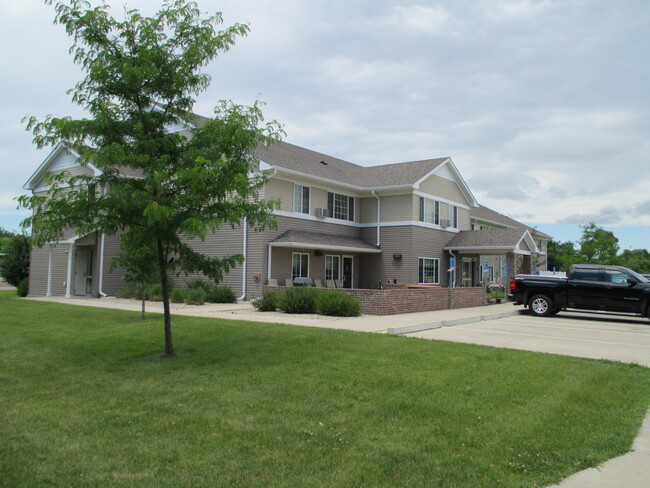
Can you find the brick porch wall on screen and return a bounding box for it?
[263,286,486,315]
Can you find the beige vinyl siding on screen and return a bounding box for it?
[412,227,456,286]
[379,194,412,222]
[359,226,412,287]
[28,246,49,296]
[360,197,377,223]
[264,178,294,212]
[418,174,469,205]
[28,243,75,296]
[100,234,127,296]
[34,165,95,189]
[458,207,470,230]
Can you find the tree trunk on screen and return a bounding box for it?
[157,239,174,356]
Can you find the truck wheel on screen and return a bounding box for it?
[529,295,553,317]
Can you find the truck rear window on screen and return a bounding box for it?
[572,269,600,281]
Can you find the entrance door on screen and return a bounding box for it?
[462,259,474,287]
[342,256,353,288]
[75,247,94,296]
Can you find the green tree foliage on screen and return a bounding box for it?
[18,1,282,355]
[578,223,619,264]
[618,249,650,273]
[547,223,650,273]
[0,227,15,254]
[547,238,579,271]
[0,234,30,287]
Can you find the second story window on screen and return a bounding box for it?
[449,205,458,228]
[327,192,354,221]
[293,184,310,214]
[419,197,439,225]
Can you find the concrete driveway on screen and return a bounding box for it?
[408,311,650,367]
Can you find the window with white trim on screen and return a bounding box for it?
[292,253,309,279]
[419,197,440,225]
[325,255,341,280]
[418,257,439,284]
[449,205,458,228]
[293,184,310,214]
[327,192,354,221]
[481,265,495,283]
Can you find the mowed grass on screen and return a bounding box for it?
[1,292,650,488]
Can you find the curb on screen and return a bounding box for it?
[387,309,522,335]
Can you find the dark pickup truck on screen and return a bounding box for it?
[510,264,650,318]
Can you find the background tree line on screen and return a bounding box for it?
[0,227,30,288]
[547,223,650,273]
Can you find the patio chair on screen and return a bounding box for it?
[284,279,293,287]
[335,279,343,288]
[325,280,336,288]
[267,279,278,287]
[313,279,323,287]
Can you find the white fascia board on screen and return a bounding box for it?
[413,190,471,210]
[517,230,539,253]
[443,245,517,252]
[470,216,518,230]
[269,241,382,254]
[414,158,478,208]
[24,144,101,191]
[273,211,461,233]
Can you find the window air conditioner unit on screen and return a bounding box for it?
[316,208,330,218]
[440,219,450,228]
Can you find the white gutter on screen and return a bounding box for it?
[237,217,248,301]
[65,243,73,298]
[371,190,381,247]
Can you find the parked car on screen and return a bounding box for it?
[510,264,650,318]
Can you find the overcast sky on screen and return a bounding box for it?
[1,0,648,250]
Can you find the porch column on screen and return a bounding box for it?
[65,243,74,298]
[267,244,272,281]
[46,244,53,296]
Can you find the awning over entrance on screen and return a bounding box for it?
[443,229,538,254]
[269,230,382,254]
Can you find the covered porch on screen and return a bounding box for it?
[266,230,382,288]
[444,228,543,289]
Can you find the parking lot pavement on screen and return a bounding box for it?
[408,311,650,367]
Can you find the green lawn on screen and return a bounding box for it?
[1,291,649,488]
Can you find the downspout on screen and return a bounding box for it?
[98,232,108,297]
[371,190,381,247]
[98,185,109,298]
[237,217,248,301]
[65,243,73,298]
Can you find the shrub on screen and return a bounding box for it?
[0,234,30,287]
[116,287,135,299]
[186,279,209,290]
[145,283,163,301]
[16,277,29,297]
[316,290,361,317]
[278,287,319,314]
[206,285,236,303]
[185,287,206,305]
[251,291,280,312]
[170,288,186,303]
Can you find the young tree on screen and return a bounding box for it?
[578,223,619,264]
[547,238,579,271]
[18,1,282,355]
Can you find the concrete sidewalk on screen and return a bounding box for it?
[24,295,650,487]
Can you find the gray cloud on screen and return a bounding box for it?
[2,0,649,244]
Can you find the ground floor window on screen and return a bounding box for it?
[418,257,439,284]
[292,253,309,279]
[325,255,340,280]
[481,265,495,283]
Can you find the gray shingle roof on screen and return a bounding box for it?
[444,228,529,249]
[470,204,551,239]
[270,230,381,252]
[255,141,449,188]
